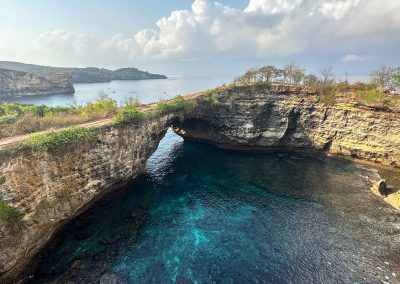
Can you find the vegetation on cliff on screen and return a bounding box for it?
[114,104,146,124]
[0,93,117,138]
[153,95,194,115]
[22,126,97,149]
[0,198,23,233]
[204,64,400,108]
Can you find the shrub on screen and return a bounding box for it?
[80,94,117,119]
[22,126,97,149]
[0,198,24,232]
[357,89,385,103]
[0,149,13,157]
[114,105,145,124]
[37,197,52,213]
[57,189,72,202]
[254,80,272,89]
[349,82,378,92]
[0,176,5,185]
[315,83,337,106]
[154,96,194,115]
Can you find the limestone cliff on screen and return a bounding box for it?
[173,85,400,168]
[0,116,172,281]
[0,69,75,98]
[0,84,400,282]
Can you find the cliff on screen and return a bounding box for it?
[0,69,75,98]
[0,61,167,83]
[0,84,399,282]
[0,116,172,281]
[173,85,400,168]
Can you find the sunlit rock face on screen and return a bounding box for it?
[0,116,172,281]
[1,84,400,281]
[174,85,400,168]
[0,69,75,98]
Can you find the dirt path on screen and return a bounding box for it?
[0,92,203,150]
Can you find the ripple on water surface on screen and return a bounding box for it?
[30,130,400,284]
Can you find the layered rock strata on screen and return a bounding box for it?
[0,116,172,281]
[0,69,75,98]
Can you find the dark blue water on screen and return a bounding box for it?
[30,131,400,284]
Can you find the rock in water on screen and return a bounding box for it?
[373,179,388,196]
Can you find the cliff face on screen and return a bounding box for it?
[0,85,399,281]
[0,69,75,98]
[173,85,400,168]
[0,116,171,281]
[0,62,167,83]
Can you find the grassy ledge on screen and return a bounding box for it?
[22,126,97,150]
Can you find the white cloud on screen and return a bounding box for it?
[341,54,373,63]
[35,30,92,56]
[29,0,400,68]
[341,54,374,63]
[318,0,361,20]
[245,0,303,14]
[100,0,400,60]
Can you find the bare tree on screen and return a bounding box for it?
[283,63,305,85]
[391,67,400,88]
[235,67,258,84]
[371,66,393,90]
[303,74,319,86]
[258,65,277,82]
[319,67,335,84]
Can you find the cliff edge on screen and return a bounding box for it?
[0,69,75,98]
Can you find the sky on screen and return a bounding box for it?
[0,0,399,79]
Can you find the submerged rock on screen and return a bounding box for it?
[99,273,128,284]
[373,179,388,196]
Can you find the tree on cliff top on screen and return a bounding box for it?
[371,66,393,90]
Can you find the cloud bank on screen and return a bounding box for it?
[29,0,400,70]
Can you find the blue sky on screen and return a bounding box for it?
[1,0,399,79]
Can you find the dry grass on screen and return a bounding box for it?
[0,95,117,139]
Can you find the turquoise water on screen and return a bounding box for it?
[0,76,230,106]
[30,131,400,283]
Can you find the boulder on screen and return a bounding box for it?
[373,179,388,196]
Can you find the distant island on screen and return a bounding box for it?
[0,61,167,84]
[0,61,167,98]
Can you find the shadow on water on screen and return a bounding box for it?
[28,130,400,284]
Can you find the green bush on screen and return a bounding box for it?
[0,176,5,185]
[316,83,337,106]
[114,105,145,124]
[154,96,194,115]
[57,189,72,202]
[0,149,13,157]
[80,94,117,118]
[357,89,385,103]
[0,198,24,232]
[350,82,378,92]
[254,80,272,89]
[22,126,97,149]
